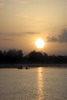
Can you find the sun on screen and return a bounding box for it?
[36,38,45,48]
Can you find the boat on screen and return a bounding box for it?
[26,66,29,69]
[18,66,22,69]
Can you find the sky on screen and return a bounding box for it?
[0,0,67,55]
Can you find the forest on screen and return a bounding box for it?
[0,49,67,64]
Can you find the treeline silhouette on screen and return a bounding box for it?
[0,49,67,64]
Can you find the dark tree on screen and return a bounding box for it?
[28,50,44,63]
[0,49,67,65]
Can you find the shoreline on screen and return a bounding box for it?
[0,63,67,68]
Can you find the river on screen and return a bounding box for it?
[0,66,67,100]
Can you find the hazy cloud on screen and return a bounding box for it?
[11,0,50,4]
[11,0,28,4]
[0,38,14,41]
[47,36,58,42]
[59,29,67,42]
[24,32,39,34]
[0,32,39,37]
[47,29,67,42]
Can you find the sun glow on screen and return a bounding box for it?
[36,38,45,48]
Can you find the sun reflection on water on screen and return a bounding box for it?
[37,67,45,100]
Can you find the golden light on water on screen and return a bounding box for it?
[36,38,45,48]
[38,67,44,100]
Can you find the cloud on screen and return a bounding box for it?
[59,29,67,42]
[47,36,58,42]
[11,0,48,4]
[47,29,67,42]
[24,32,39,34]
[0,32,39,37]
[0,38,14,41]
[11,0,28,4]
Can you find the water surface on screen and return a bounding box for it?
[0,67,67,100]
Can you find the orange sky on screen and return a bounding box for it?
[0,0,67,55]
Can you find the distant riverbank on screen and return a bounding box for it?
[0,63,67,68]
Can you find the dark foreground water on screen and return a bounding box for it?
[0,67,67,100]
